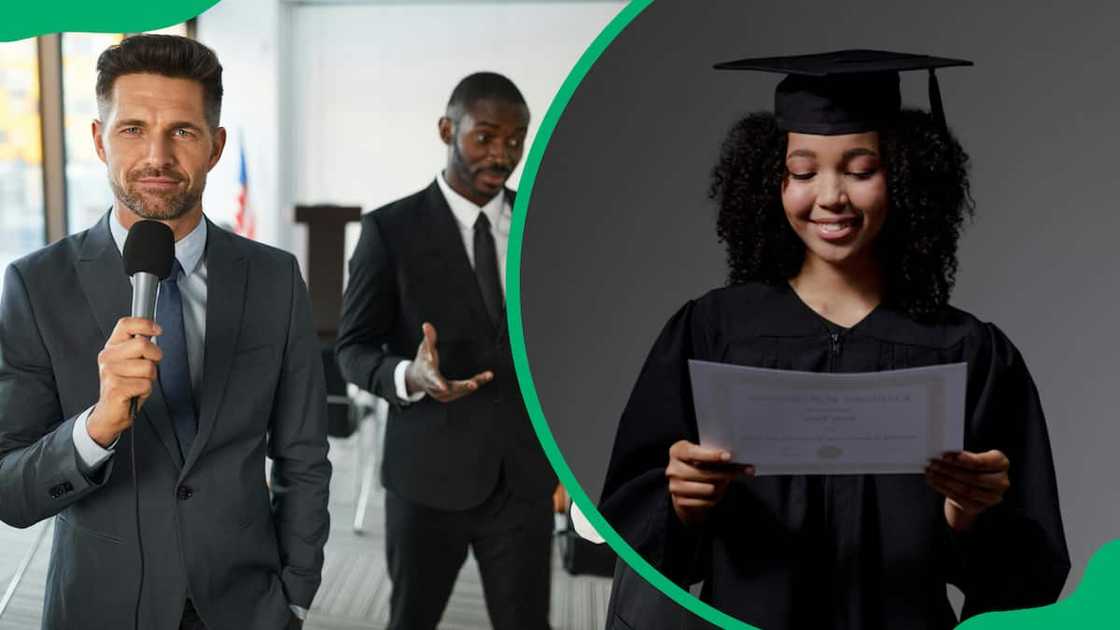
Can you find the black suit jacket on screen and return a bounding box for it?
[336,180,556,510]
[0,215,331,630]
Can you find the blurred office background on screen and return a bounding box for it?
[0,1,624,628]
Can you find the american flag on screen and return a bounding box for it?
[234,139,255,240]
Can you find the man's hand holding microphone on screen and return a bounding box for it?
[88,219,176,447]
[86,318,163,448]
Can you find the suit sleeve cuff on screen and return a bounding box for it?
[393,360,425,404]
[289,604,308,620]
[72,406,117,473]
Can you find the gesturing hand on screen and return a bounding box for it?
[404,322,493,403]
[666,440,754,527]
[86,317,163,448]
[925,450,1011,532]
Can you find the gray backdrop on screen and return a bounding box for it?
[520,0,1120,601]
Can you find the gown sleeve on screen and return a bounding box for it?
[599,300,710,585]
[950,323,1071,618]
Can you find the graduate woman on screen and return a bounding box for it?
[599,50,1070,630]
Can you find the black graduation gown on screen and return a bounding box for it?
[599,282,1069,630]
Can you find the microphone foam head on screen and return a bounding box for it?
[122,220,176,279]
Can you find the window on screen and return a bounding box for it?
[1,22,193,282]
[63,33,122,234]
[138,23,189,37]
[0,39,45,289]
[63,25,189,234]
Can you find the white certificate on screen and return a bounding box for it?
[687,360,966,475]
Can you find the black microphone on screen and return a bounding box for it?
[121,220,175,418]
[119,219,174,630]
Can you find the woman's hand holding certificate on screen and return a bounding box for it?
[666,440,754,527]
[925,450,1011,532]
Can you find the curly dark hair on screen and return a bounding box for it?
[710,109,974,319]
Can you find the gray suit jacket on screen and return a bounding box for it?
[0,214,331,630]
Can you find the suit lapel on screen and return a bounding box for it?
[182,220,246,476]
[75,212,183,469]
[423,181,496,336]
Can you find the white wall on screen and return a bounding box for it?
[196,0,285,249]
[196,0,623,274]
[291,2,623,208]
[291,1,624,272]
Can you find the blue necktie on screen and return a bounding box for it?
[156,259,197,461]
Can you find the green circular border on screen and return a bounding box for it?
[506,3,1117,629]
[506,1,755,627]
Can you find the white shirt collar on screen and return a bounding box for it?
[435,171,507,231]
[109,208,208,277]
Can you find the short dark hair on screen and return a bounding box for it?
[445,72,527,122]
[96,34,223,129]
[710,109,974,320]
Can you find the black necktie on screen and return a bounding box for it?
[473,213,503,328]
[156,259,197,461]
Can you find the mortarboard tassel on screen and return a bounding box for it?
[928,69,947,129]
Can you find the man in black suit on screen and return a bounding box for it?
[336,73,557,630]
[0,35,329,629]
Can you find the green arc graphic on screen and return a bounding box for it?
[505,1,1118,629]
[1,0,220,41]
[507,1,758,627]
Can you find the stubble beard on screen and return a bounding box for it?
[450,141,508,200]
[110,170,202,221]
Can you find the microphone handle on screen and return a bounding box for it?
[130,272,159,321]
[128,271,159,422]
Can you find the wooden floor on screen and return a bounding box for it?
[0,430,613,629]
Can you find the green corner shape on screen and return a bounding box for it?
[1,0,220,41]
[960,539,1119,629]
[504,1,1119,628]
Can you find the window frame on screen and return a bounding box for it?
[27,18,197,244]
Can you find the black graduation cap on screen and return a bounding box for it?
[714,49,973,134]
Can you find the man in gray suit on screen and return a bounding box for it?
[0,35,330,629]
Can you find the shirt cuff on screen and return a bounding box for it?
[393,360,426,404]
[571,502,606,544]
[289,604,308,620]
[72,406,117,472]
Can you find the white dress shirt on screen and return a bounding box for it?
[391,173,512,403]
